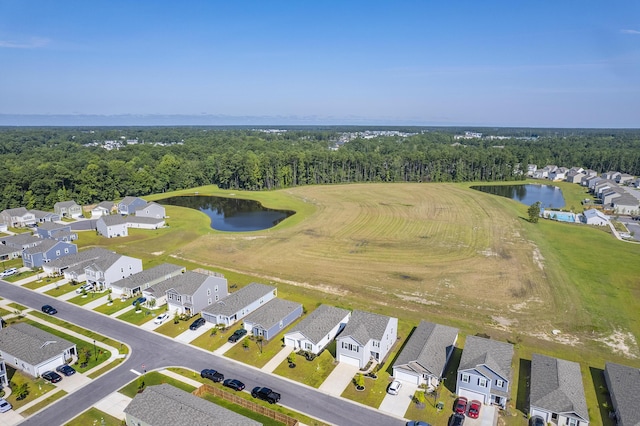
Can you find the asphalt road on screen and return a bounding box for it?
[0,281,404,426]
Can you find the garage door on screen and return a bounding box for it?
[394,369,420,385]
[37,356,64,376]
[338,354,361,368]
[284,337,297,349]
[458,388,487,404]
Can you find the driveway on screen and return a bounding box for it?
[318,362,360,396]
[174,321,216,343]
[378,381,418,417]
[464,404,497,426]
[56,372,92,393]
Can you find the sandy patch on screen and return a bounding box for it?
[478,249,498,257]
[532,247,544,270]
[397,294,440,306]
[529,331,581,346]
[492,316,515,329]
[151,251,164,256]
[595,330,639,359]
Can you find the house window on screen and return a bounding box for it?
[64,248,69,253]
[552,414,558,421]
[215,295,219,301]
[496,379,504,387]
[567,419,578,426]
[208,298,212,305]
[215,286,218,292]
[461,373,470,383]
[56,250,60,256]
[305,343,312,350]
[478,378,488,387]
[207,289,211,296]
[279,320,283,329]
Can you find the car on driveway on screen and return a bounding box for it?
[56,364,76,376]
[0,398,12,413]
[41,305,58,315]
[407,422,431,426]
[449,413,465,426]
[223,379,245,391]
[132,296,147,306]
[530,416,545,426]
[200,369,224,383]
[387,380,402,395]
[189,317,206,330]
[455,397,468,415]
[75,283,94,293]
[0,268,18,278]
[468,400,481,419]
[227,328,247,342]
[153,312,169,324]
[41,371,62,383]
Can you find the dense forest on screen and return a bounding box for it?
[1,126,639,211]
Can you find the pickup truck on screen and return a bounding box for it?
[251,386,281,404]
[200,369,224,383]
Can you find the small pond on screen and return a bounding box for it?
[471,184,566,208]
[157,195,294,232]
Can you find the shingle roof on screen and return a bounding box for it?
[530,354,588,420]
[23,239,61,254]
[37,222,69,231]
[29,210,57,219]
[0,245,20,257]
[243,298,302,331]
[45,247,114,270]
[120,196,145,206]
[202,283,275,317]
[2,207,29,216]
[100,215,128,226]
[112,263,185,291]
[338,310,394,346]
[0,323,75,366]
[124,384,261,426]
[149,270,214,296]
[287,304,350,345]
[85,251,123,272]
[605,362,640,426]
[393,321,459,377]
[458,335,514,381]
[54,200,78,208]
[2,233,42,248]
[127,216,164,225]
[96,201,115,210]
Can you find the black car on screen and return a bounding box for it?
[200,369,224,382]
[251,386,281,404]
[41,305,57,315]
[227,328,248,343]
[448,413,465,426]
[530,416,545,426]
[189,317,206,330]
[223,379,245,391]
[56,364,76,376]
[41,371,62,383]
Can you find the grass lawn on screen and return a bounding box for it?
[341,372,391,409]
[154,313,202,338]
[65,407,123,426]
[224,336,288,369]
[67,291,107,306]
[21,389,68,416]
[93,298,130,315]
[7,302,28,311]
[116,307,157,326]
[200,393,285,426]
[189,326,234,351]
[118,371,196,398]
[44,283,76,297]
[405,387,457,426]
[3,270,36,283]
[87,359,125,380]
[4,367,56,410]
[0,306,12,316]
[272,350,337,388]
[22,276,63,289]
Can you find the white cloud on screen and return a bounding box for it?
[0,37,50,49]
[620,29,640,35]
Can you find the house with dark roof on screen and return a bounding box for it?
[392,321,459,389]
[118,196,147,215]
[111,263,186,298]
[0,207,36,227]
[612,194,640,215]
[84,251,143,291]
[161,271,229,315]
[1,233,42,250]
[242,298,303,341]
[201,283,276,326]
[54,200,82,218]
[35,222,77,242]
[124,384,262,426]
[29,209,60,223]
[335,310,398,369]
[91,201,116,218]
[604,362,640,426]
[22,239,78,268]
[96,215,129,238]
[529,353,589,426]
[0,244,21,261]
[284,304,351,355]
[0,323,76,378]
[456,335,514,409]
[42,247,113,279]
[135,202,166,219]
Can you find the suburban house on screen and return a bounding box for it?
[118,196,147,215]
[123,384,261,426]
[42,247,113,279]
[201,283,276,326]
[335,310,398,369]
[0,207,36,227]
[529,353,589,426]
[22,239,78,268]
[284,304,351,355]
[161,271,229,315]
[135,202,166,219]
[602,171,622,181]
[565,170,586,184]
[612,195,640,215]
[54,200,83,218]
[110,263,186,298]
[125,216,165,230]
[616,173,635,185]
[581,209,609,226]
[0,323,76,378]
[0,358,7,387]
[549,166,568,181]
[392,321,459,389]
[35,222,77,242]
[29,209,60,223]
[96,215,129,238]
[242,298,303,341]
[91,201,116,218]
[84,251,143,291]
[0,245,21,261]
[604,362,640,426]
[456,335,514,409]
[1,233,42,250]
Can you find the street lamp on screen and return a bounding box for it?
[93,340,97,361]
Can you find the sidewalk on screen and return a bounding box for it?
[159,369,203,388]
[261,345,293,373]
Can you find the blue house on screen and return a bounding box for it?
[242,298,303,341]
[35,222,77,242]
[22,240,78,268]
[118,196,147,215]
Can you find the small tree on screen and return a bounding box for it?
[287,352,296,365]
[173,312,180,324]
[107,292,112,303]
[134,300,141,312]
[355,373,365,389]
[528,201,541,223]
[415,391,426,408]
[147,298,156,309]
[242,338,250,350]
[15,382,29,400]
[137,375,145,391]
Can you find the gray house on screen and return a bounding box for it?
[35,222,77,242]
[0,207,36,227]
[604,362,640,426]
[84,251,143,291]
[118,196,147,215]
[164,271,229,315]
[201,283,276,326]
[91,201,116,218]
[0,323,76,378]
[1,233,43,250]
[112,263,186,298]
[29,209,60,223]
[96,215,129,238]
[336,310,398,369]
[54,200,82,218]
[392,321,459,389]
[124,384,261,426]
[135,202,166,219]
[22,239,78,268]
[0,245,21,261]
[284,304,351,355]
[42,247,113,278]
[456,335,514,409]
[242,298,303,341]
[529,354,589,426]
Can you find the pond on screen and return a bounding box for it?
[471,184,566,208]
[157,195,294,232]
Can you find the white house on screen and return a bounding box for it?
[96,215,129,238]
[135,202,166,219]
[0,358,7,387]
[0,207,36,227]
[581,209,609,226]
[84,251,143,291]
[284,304,351,355]
[91,201,116,218]
[110,263,186,298]
[155,271,228,315]
[201,283,276,326]
[335,310,398,369]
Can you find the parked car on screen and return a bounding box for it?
[223,379,245,391]
[75,283,94,294]
[41,371,62,383]
[189,317,206,330]
[200,369,224,383]
[132,296,147,307]
[41,304,58,315]
[455,397,468,415]
[0,268,18,278]
[530,416,545,426]
[407,422,431,426]
[153,312,169,324]
[448,413,465,426]
[251,386,280,404]
[387,380,402,395]
[227,328,248,342]
[468,400,481,419]
[56,364,76,376]
[0,398,12,413]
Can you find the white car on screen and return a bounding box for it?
[75,283,94,294]
[387,380,402,395]
[154,312,170,324]
[0,398,12,413]
[0,268,18,278]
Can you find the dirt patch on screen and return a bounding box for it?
[492,316,516,331]
[528,331,581,346]
[595,330,639,359]
[397,294,440,306]
[532,247,544,270]
[151,251,164,256]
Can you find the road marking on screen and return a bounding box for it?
[130,369,142,376]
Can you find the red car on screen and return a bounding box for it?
[455,397,468,415]
[468,400,482,418]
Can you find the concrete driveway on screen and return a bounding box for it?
[174,321,216,343]
[318,362,360,396]
[464,404,497,426]
[56,372,92,393]
[378,380,418,417]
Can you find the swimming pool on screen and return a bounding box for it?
[542,209,576,222]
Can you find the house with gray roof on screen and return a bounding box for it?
[35,222,77,242]
[284,304,351,355]
[0,244,21,261]
[112,263,186,298]
[612,194,640,215]
[163,271,229,315]
[1,233,42,250]
[42,247,114,279]
[124,383,261,426]
[54,200,82,218]
[84,251,143,291]
[581,209,609,226]
[242,298,303,341]
[0,207,36,227]
[29,209,60,223]
[0,323,76,378]
[91,201,116,218]
[392,321,458,389]
[529,353,589,426]
[126,215,165,230]
[605,362,640,426]
[456,335,514,409]
[22,239,78,268]
[96,215,129,238]
[336,310,398,369]
[201,283,276,326]
[118,196,147,215]
[135,202,166,219]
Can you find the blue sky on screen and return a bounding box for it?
[1,1,639,127]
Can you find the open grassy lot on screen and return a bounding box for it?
[65,408,122,426]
